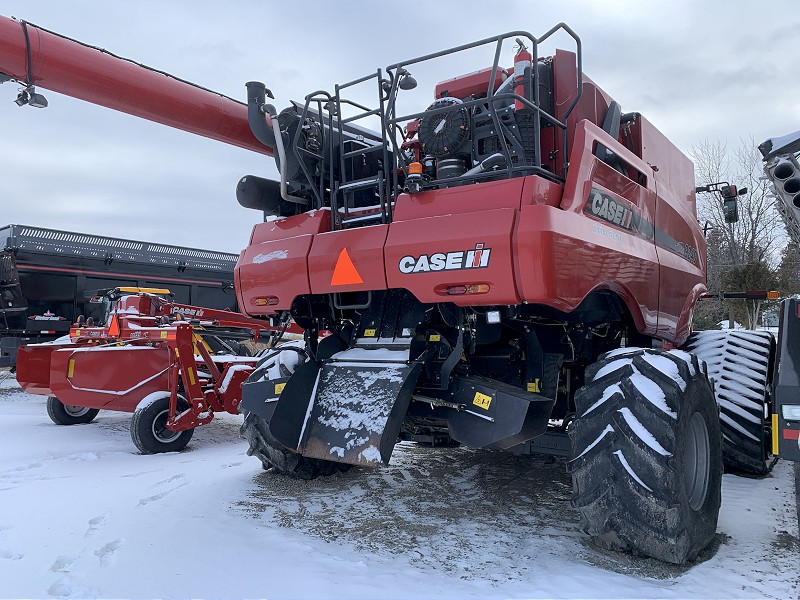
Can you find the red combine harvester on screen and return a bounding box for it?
[1,16,793,564]
[16,287,295,453]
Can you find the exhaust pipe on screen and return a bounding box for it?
[245,81,277,150]
[245,81,307,205]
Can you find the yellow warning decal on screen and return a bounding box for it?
[161,331,168,339]
[67,359,75,379]
[429,334,441,342]
[473,392,492,410]
[527,379,541,393]
[364,328,377,337]
[772,413,779,456]
[274,383,286,395]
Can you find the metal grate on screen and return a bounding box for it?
[0,224,238,272]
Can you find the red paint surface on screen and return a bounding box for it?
[0,16,267,154]
[49,346,171,412]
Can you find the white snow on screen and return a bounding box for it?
[217,364,253,394]
[333,347,410,362]
[617,407,671,456]
[252,250,289,263]
[575,424,615,459]
[629,372,677,419]
[581,383,621,417]
[0,375,798,599]
[613,449,653,491]
[133,391,170,412]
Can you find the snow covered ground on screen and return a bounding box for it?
[0,372,798,599]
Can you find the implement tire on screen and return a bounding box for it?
[685,330,774,476]
[47,396,99,425]
[241,412,351,480]
[130,395,194,454]
[568,348,722,564]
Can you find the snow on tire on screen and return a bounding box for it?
[685,330,774,476]
[568,348,722,564]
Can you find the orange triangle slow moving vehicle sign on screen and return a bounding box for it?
[330,248,363,286]
[108,314,121,337]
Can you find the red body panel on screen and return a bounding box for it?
[16,342,62,396]
[237,211,331,314]
[386,208,521,306]
[49,346,171,412]
[237,118,702,344]
[309,225,389,294]
[0,16,268,155]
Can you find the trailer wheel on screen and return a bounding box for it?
[130,395,194,454]
[46,396,99,425]
[241,412,351,480]
[685,330,775,476]
[568,348,722,564]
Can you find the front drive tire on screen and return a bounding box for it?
[46,396,99,425]
[130,395,194,454]
[568,348,722,564]
[240,412,351,480]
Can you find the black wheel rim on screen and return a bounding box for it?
[683,412,711,511]
[151,409,181,443]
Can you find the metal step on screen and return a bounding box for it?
[337,176,382,192]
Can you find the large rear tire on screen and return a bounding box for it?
[46,396,99,425]
[685,330,774,476]
[241,412,351,480]
[568,348,722,564]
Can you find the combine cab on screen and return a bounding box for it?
[2,16,795,564]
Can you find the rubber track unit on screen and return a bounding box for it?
[568,348,722,564]
[685,330,774,476]
[240,412,351,480]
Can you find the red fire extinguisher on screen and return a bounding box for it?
[514,39,532,111]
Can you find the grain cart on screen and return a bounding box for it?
[0,15,786,564]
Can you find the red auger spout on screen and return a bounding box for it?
[0,15,271,155]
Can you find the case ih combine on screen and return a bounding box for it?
[1,15,797,565]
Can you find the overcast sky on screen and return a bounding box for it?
[1,0,798,253]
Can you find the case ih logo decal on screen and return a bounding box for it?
[399,243,491,274]
[172,306,205,317]
[589,190,634,229]
[585,188,698,266]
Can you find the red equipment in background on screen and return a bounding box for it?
[16,288,292,453]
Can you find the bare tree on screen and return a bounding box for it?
[692,136,784,268]
[691,137,786,330]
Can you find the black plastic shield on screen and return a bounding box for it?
[297,360,422,466]
[444,375,555,449]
